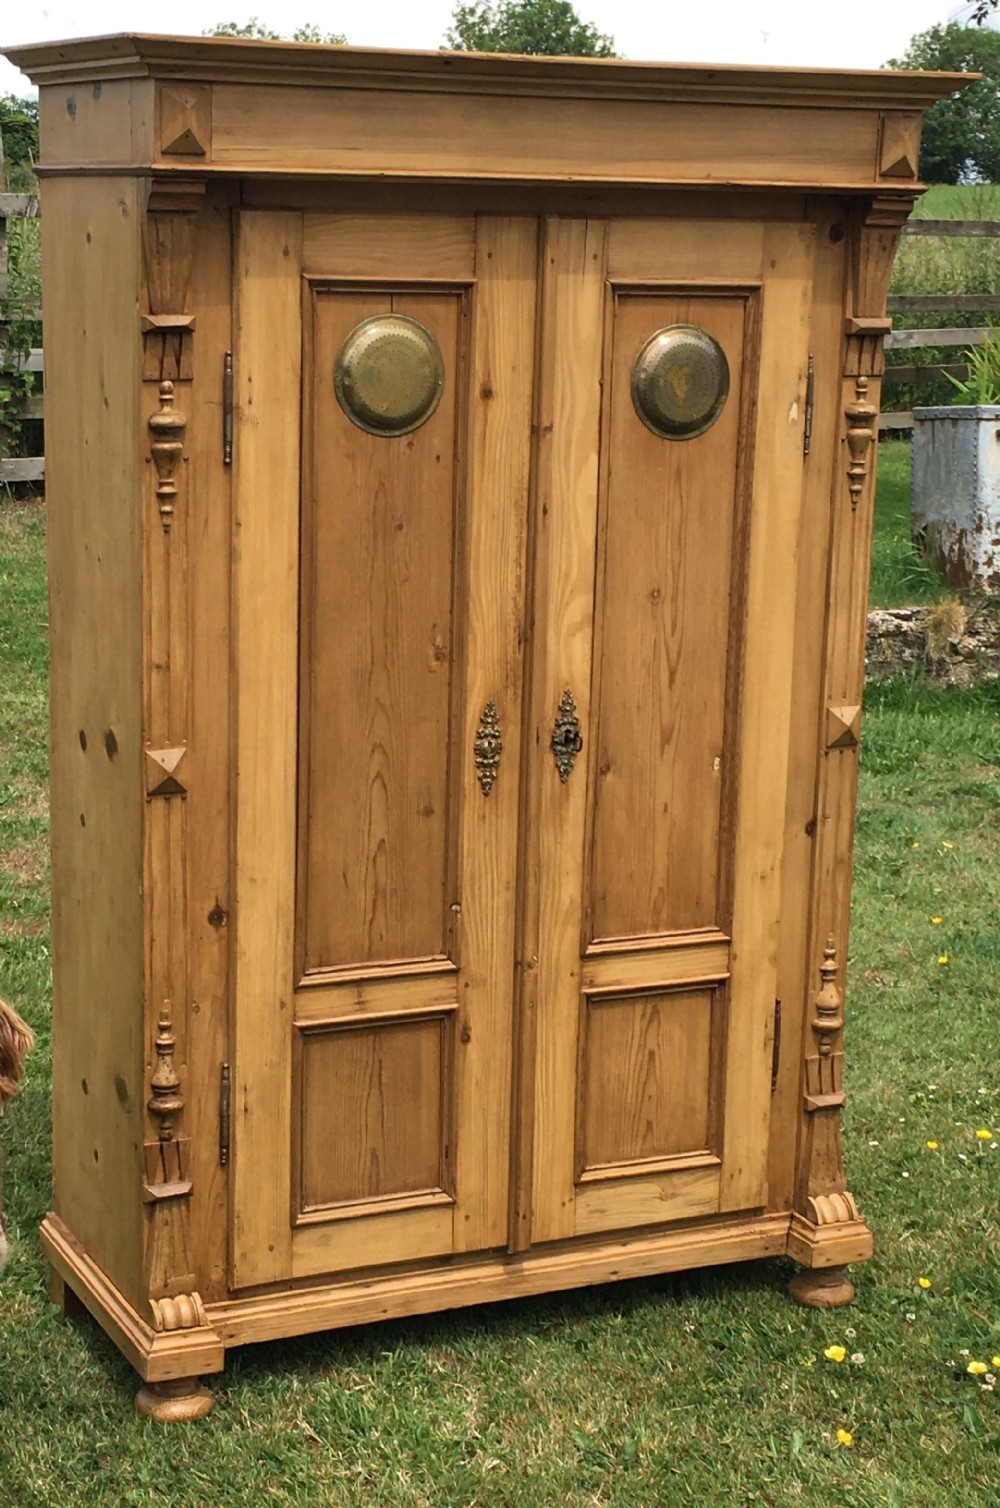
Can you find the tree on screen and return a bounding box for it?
[207,18,346,43]
[888,24,1000,184]
[445,0,616,57]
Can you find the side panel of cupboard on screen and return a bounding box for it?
[42,175,146,1309]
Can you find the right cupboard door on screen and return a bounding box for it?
[517,216,816,1248]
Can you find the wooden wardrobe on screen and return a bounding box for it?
[6,33,959,1419]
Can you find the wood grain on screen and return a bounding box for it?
[580,990,714,1171]
[519,217,609,1247]
[303,213,475,279]
[210,88,880,190]
[230,210,303,1289]
[42,175,146,1309]
[588,291,746,941]
[298,1015,449,1210]
[718,222,816,1214]
[298,287,463,973]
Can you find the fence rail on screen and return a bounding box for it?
[879,217,1000,431]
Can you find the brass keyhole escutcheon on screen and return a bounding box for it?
[551,689,583,783]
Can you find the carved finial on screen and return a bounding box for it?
[148,380,187,532]
[148,1005,184,1144]
[845,376,877,511]
[813,936,844,1057]
[474,700,503,796]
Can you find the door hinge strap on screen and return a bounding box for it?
[771,1000,782,1092]
[803,354,815,457]
[219,1061,231,1166]
[223,350,234,466]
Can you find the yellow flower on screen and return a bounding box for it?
[976,1128,993,1140]
[917,1277,932,1289]
[942,841,954,850]
[967,1360,988,1376]
[835,1428,854,1447]
[911,841,921,849]
[931,916,942,925]
[926,1140,939,1150]
[824,1345,847,1363]
[992,1356,1000,1369]
[938,954,949,965]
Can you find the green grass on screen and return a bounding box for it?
[1,504,998,1505]
[871,441,944,607]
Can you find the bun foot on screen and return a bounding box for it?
[135,1377,214,1421]
[788,1266,856,1309]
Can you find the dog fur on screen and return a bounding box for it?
[0,998,34,1270]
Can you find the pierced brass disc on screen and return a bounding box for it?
[334,315,445,437]
[630,324,730,440]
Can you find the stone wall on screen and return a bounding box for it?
[866,601,1000,687]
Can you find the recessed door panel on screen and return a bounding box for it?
[298,289,464,977]
[578,987,718,1176]
[589,292,748,943]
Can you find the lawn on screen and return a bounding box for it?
[0,493,997,1506]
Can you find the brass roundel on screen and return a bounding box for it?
[630,324,730,440]
[334,315,445,437]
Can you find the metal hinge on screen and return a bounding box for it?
[803,354,815,457]
[219,1062,231,1166]
[771,1000,782,1092]
[222,351,233,466]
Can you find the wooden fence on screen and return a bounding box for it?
[882,218,1000,431]
[2,201,999,478]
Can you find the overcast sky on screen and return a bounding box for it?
[0,0,984,97]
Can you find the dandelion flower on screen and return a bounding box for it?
[967,1360,988,1376]
[937,954,949,965]
[976,1128,993,1140]
[931,916,942,925]
[926,1140,939,1150]
[835,1429,854,1447]
[918,1277,932,1290]
[824,1345,847,1363]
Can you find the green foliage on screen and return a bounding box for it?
[206,18,346,42]
[888,24,1000,184]
[944,332,1000,403]
[445,0,616,57]
[0,216,41,463]
[0,95,39,189]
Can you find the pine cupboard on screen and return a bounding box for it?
[6,34,961,1420]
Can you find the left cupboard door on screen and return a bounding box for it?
[230,210,536,1289]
